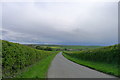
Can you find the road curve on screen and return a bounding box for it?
[47,52,116,78]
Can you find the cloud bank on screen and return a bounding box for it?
[1,1,118,45]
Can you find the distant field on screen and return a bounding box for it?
[40,45,102,49]
[25,44,103,51]
[50,46,61,49]
[58,45,102,49]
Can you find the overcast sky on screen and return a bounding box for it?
[1,0,118,46]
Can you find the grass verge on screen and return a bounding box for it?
[63,53,119,77]
[16,53,57,78]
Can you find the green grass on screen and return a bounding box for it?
[26,44,102,50]
[50,45,102,50]
[63,53,119,77]
[59,45,102,49]
[16,53,57,78]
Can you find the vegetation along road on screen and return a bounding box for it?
[48,52,116,78]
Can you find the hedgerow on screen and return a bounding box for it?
[64,44,119,65]
[2,40,53,78]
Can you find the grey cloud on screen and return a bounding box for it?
[2,2,118,45]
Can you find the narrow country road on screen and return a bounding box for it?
[47,52,116,78]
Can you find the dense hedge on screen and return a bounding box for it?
[64,44,119,65]
[2,40,53,78]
